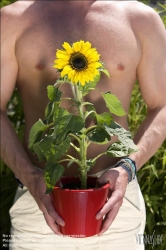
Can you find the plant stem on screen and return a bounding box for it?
[92,152,106,163]
[80,137,88,189]
[72,84,88,189]
[70,142,80,152]
[84,125,97,135]
[69,133,81,144]
[71,84,77,100]
[79,168,87,189]
[58,158,79,165]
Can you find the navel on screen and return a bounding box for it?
[35,63,46,71]
[117,63,125,71]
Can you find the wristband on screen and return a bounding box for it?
[114,158,137,183]
[120,163,133,182]
[124,157,137,176]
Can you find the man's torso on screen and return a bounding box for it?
[3,0,144,175]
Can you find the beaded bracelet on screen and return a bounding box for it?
[124,157,137,175]
[114,158,137,183]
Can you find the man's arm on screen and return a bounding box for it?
[130,8,166,169]
[0,6,64,234]
[0,7,32,183]
[96,7,166,235]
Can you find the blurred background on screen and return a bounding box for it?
[0,1,166,249]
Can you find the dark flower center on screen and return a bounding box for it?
[70,53,88,71]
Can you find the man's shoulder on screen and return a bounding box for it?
[95,1,159,25]
[126,1,160,22]
[123,2,164,40]
[1,1,34,41]
[1,1,34,25]
[1,0,33,16]
[126,2,163,28]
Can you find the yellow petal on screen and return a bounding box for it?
[93,68,100,76]
[85,74,93,83]
[67,68,74,80]
[80,41,92,54]
[72,42,79,52]
[85,69,95,81]
[54,58,68,64]
[87,51,100,63]
[53,64,63,70]
[74,72,79,84]
[54,58,68,67]
[56,49,68,55]
[62,42,72,50]
[73,40,84,52]
[62,42,73,54]
[61,65,72,77]
[87,67,96,75]
[88,61,102,69]
[79,72,86,86]
[84,48,96,58]
[56,54,70,61]
[56,50,70,60]
[70,69,76,83]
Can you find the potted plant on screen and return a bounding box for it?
[28,40,138,237]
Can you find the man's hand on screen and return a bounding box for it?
[24,170,65,235]
[96,166,128,236]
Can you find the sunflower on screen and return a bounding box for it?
[53,40,102,86]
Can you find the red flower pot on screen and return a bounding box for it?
[51,176,110,237]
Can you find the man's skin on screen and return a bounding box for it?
[1,0,166,236]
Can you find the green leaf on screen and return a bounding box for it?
[142,165,158,178]
[54,110,84,144]
[67,160,74,168]
[53,107,69,122]
[86,159,96,167]
[44,163,64,193]
[86,105,96,120]
[44,101,57,124]
[32,142,45,161]
[107,142,136,157]
[96,112,113,125]
[102,92,126,116]
[105,121,138,151]
[54,75,71,86]
[100,68,110,78]
[47,85,62,102]
[88,127,110,144]
[45,101,54,119]
[39,137,70,164]
[81,102,94,107]
[28,120,51,151]
[79,74,100,96]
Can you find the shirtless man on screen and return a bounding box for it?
[1,1,166,250]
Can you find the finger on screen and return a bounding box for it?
[56,179,63,188]
[96,169,119,187]
[42,209,62,235]
[96,191,123,219]
[43,195,65,226]
[98,202,121,236]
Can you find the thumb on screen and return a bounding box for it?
[96,173,110,188]
[56,179,63,188]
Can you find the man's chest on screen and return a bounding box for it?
[15,8,141,86]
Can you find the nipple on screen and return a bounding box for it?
[117,63,124,71]
[35,63,46,71]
